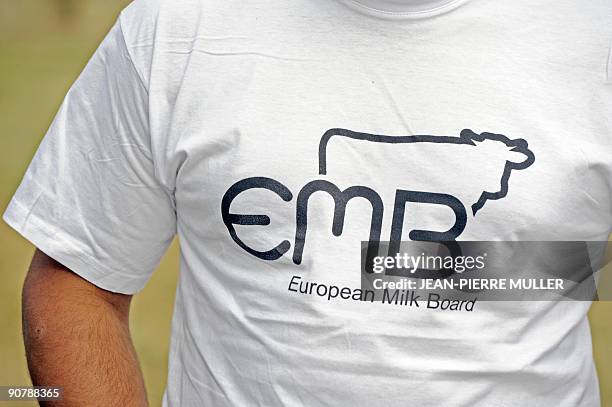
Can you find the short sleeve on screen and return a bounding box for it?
[3,18,176,294]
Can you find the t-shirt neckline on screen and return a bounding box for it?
[337,0,468,19]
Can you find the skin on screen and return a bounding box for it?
[22,249,148,406]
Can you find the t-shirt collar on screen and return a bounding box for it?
[339,0,466,18]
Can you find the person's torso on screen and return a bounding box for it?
[121,0,612,405]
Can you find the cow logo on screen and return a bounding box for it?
[221,128,535,266]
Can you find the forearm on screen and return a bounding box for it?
[22,250,147,406]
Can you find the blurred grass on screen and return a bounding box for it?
[0,1,610,406]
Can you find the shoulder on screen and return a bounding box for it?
[116,0,204,87]
[118,0,204,46]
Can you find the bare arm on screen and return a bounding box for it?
[22,249,148,406]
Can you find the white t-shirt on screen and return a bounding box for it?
[4,0,612,405]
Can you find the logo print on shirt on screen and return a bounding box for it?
[221,128,535,266]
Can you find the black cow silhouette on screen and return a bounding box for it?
[318,128,535,215]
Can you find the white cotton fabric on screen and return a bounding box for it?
[4,0,612,406]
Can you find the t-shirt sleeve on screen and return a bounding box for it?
[2,18,176,294]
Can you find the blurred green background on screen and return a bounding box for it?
[0,1,610,406]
